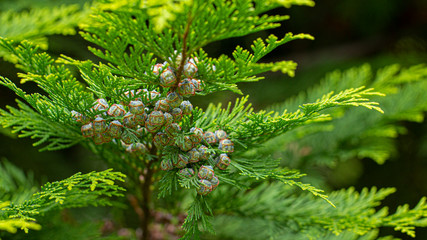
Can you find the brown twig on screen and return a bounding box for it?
[172,14,193,91]
[140,160,154,240]
[139,142,159,240]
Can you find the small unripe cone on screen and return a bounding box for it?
[148,90,161,102]
[198,145,210,160]
[108,120,123,138]
[165,123,182,137]
[171,108,183,122]
[180,101,193,115]
[155,99,170,112]
[123,112,137,128]
[134,89,144,101]
[183,60,198,77]
[129,100,145,115]
[153,132,170,149]
[160,67,177,87]
[216,153,231,170]
[71,110,82,122]
[198,165,214,180]
[190,127,204,144]
[93,117,107,133]
[145,121,162,133]
[168,51,182,68]
[191,79,203,92]
[102,132,113,144]
[160,159,173,171]
[178,79,196,97]
[215,130,227,141]
[166,92,183,108]
[81,123,94,138]
[197,179,212,196]
[178,136,193,152]
[152,63,164,76]
[121,130,135,144]
[92,98,109,112]
[210,175,219,190]
[124,90,135,100]
[93,133,105,145]
[127,142,147,153]
[219,138,234,153]
[163,112,173,126]
[107,104,126,117]
[135,127,147,138]
[203,131,217,144]
[134,113,147,126]
[174,154,189,169]
[148,111,166,126]
[179,168,195,178]
[188,148,201,163]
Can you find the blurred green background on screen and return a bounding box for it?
[0,0,426,239]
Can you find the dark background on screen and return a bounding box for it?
[0,0,426,239]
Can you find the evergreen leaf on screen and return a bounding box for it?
[1,169,126,233]
[209,184,426,239]
[0,201,41,234]
[0,4,88,61]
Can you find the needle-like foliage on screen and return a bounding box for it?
[0,169,125,233]
[209,183,427,239]
[0,1,89,61]
[0,0,426,239]
[263,64,427,168]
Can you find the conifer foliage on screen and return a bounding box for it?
[0,0,426,239]
[0,0,89,60]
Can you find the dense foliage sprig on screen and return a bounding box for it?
[0,169,125,233]
[0,0,426,239]
[0,2,89,61]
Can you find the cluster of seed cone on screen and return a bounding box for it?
[72,90,160,145]
[172,129,234,195]
[71,56,232,195]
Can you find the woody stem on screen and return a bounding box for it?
[173,14,193,90]
[140,145,157,240]
[140,161,154,240]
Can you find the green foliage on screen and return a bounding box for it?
[196,86,383,147]
[181,195,214,239]
[0,0,426,239]
[263,64,427,168]
[78,0,314,95]
[0,38,93,151]
[209,183,427,239]
[0,2,89,61]
[0,159,37,204]
[0,201,41,234]
[2,209,128,240]
[0,169,125,233]
[0,0,88,10]
[0,99,83,151]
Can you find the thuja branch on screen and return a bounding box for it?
[174,13,194,87]
[2,1,426,239]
